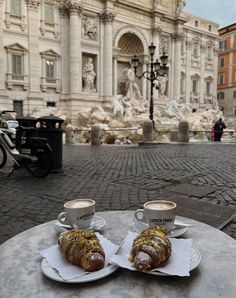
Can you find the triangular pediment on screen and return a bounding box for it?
[5,43,28,52]
[40,49,60,57]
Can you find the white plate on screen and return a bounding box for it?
[146,246,201,276]
[41,259,119,283]
[56,215,106,232]
[133,219,188,238]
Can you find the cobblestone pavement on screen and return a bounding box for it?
[0,143,236,244]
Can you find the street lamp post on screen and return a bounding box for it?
[131,43,168,128]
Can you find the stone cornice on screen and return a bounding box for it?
[99,11,115,24]
[25,0,41,10]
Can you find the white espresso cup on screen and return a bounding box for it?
[134,200,177,232]
[57,199,95,229]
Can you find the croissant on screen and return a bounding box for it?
[129,226,172,271]
[58,229,105,272]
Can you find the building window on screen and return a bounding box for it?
[47,102,56,107]
[46,59,55,78]
[207,46,212,60]
[192,80,198,95]
[45,3,54,25]
[12,54,23,75]
[206,81,211,96]
[219,40,227,51]
[219,73,224,85]
[234,108,236,116]
[219,57,224,67]
[193,43,198,57]
[180,75,185,94]
[208,25,212,31]
[11,0,21,16]
[195,20,198,27]
[233,90,236,98]
[217,92,224,100]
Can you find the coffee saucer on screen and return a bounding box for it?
[132,218,188,238]
[54,215,106,233]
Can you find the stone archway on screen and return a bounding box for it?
[116,32,145,96]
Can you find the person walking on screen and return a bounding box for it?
[213,118,226,142]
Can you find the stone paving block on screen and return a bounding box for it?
[1,143,236,244]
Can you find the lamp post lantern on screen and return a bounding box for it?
[131,43,168,128]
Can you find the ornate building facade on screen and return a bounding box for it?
[0,0,219,123]
[217,23,236,117]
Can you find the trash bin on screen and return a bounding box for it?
[15,116,37,149]
[36,115,64,173]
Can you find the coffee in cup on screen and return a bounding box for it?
[57,199,95,229]
[134,200,177,232]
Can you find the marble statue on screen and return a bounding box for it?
[162,99,191,121]
[159,75,168,96]
[122,68,142,102]
[176,0,186,15]
[153,0,160,9]
[112,95,125,118]
[112,95,133,120]
[82,58,96,91]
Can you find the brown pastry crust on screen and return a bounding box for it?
[58,229,105,271]
[130,226,172,271]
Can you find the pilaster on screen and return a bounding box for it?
[100,10,115,98]
[172,32,182,101]
[0,0,5,91]
[152,26,161,100]
[26,0,41,96]
[69,3,83,94]
[200,42,207,104]
[185,38,192,103]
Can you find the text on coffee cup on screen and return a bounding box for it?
[77,212,94,221]
[150,218,173,223]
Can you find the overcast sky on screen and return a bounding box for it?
[185,0,236,28]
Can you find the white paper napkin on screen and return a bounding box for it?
[110,231,193,276]
[40,233,119,280]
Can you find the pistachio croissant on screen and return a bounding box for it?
[58,229,105,271]
[129,226,172,271]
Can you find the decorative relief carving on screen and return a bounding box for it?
[151,26,162,35]
[59,0,82,17]
[186,39,193,50]
[200,42,207,53]
[99,11,115,24]
[25,0,41,10]
[159,36,169,54]
[82,16,97,40]
[172,32,185,42]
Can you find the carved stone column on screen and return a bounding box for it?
[185,38,192,103]
[152,26,161,100]
[113,50,119,95]
[59,4,70,95]
[200,42,207,104]
[212,45,219,104]
[26,0,41,96]
[100,11,115,98]
[0,0,5,91]
[69,3,83,95]
[172,33,182,101]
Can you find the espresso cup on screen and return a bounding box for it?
[134,200,177,232]
[57,199,95,229]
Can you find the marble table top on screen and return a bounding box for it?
[0,210,236,298]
